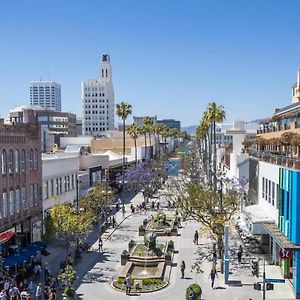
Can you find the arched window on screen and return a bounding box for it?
[15,149,20,172]
[29,149,34,170]
[33,149,38,170]
[21,149,26,172]
[1,150,7,174]
[8,150,13,173]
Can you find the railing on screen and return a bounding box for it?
[251,151,300,170]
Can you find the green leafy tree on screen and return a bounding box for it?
[176,181,238,257]
[143,116,155,149]
[126,123,140,166]
[50,204,95,252]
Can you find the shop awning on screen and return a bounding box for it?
[3,241,47,269]
[264,223,300,251]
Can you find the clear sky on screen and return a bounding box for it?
[1,0,300,127]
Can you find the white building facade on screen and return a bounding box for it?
[42,154,80,217]
[30,81,61,112]
[82,54,114,136]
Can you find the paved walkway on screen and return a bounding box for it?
[42,188,295,300]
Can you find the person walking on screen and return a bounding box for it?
[35,283,42,300]
[180,260,186,279]
[212,251,217,267]
[98,237,103,252]
[125,274,131,295]
[237,245,243,263]
[33,264,42,281]
[194,230,199,245]
[112,216,116,228]
[209,266,218,288]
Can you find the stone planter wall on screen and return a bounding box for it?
[121,255,129,266]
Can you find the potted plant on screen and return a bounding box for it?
[128,239,136,252]
[121,250,129,266]
[58,265,76,299]
[139,225,145,236]
[167,240,174,252]
[186,283,202,300]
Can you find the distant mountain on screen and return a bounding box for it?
[181,125,197,136]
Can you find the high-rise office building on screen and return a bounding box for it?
[30,81,61,112]
[82,54,114,135]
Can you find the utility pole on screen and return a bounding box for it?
[76,177,79,254]
[263,259,266,300]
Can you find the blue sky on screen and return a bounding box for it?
[1,0,300,126]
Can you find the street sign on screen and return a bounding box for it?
[265,278,285,283]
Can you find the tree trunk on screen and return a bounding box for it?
[134,138,137,167]
[144,134,147,160]
[123,119,125,183]
[213,121,217,191]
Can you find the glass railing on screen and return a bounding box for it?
[251,151,300,170]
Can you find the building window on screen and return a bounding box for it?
[1,150,7,174]
[21,149,26,172]
[45,181,49,199]
[59,177,62,194]
[30,149,34,170]
[16,189,20,213]
[56,178,59,195]
[2,192,7,218]
[34,149,38,170]
[64,176,67,191]
[30,186,34,207]
[34,184,38,205]
[51,179,54,197]
[15,149,20,172]
[8,150,14,173]
[262,177,265,198]
[71,174,74,190]
[21,187,27,210]
[67,175,70,191]
[9,190,14,215]
[272,182,275,206]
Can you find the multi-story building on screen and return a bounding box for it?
[82,54,114,136]
[133,116,157,127]
[42,153,79,218]
[244,70,300,299]
[157,119,181,131]
[9,106,76,152]
[0,111,43,259]
[30,81,61,112]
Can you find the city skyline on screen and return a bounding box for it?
[1,0,300,126]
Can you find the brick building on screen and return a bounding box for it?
[0,111,42,259]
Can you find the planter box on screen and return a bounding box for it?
[121,255,129,266]
[171,228,178,236]
[139,228,145,236]
[165,255,172,265]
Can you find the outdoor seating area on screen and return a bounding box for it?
[4,241,47,269]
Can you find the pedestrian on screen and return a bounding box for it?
[189,287,195,300]
[35,283,42,300]
[44,262,50,282]
[0,289,7,300]
[194,230,199,245]
[156,200,160,210]
[116,202,119,212]
[98,237,103,252]
[237,245,243,263]
[212,251,217,267]
[151,201,155,210]
[49,289,56,300]
[33,264,42,281]
[209,266,218,288]
[180,260,186,279]
[28,281,36,297]
[125,274,131,295]
[112,216,116,228]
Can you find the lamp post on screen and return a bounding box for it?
[76,177,80,255]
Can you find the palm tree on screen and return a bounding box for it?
[140,124,148,160]
[203,102,226,190]
[161,125,170,155]
[127,123,140,166]
[116,102,132,212]
[153,123,165,160]
[143,116,154,158]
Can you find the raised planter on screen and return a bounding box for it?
[121,250,129,266]
[128,240,136,253]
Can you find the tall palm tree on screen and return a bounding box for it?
[116,102,132,212]
[143,116,154,158]
[127,123,140,166]
[203,102,225,190]
[153,123,165,160]
[140,124,148,160]
[161,125,170,155]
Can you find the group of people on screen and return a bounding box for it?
[0,266,57,300]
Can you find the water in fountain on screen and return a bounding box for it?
[141,245,149,276]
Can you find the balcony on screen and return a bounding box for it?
[251,151,300,170]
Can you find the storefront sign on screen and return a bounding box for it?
[279,249,291,259]
[0,228,15,243]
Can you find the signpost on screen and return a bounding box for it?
[265,278,285,283]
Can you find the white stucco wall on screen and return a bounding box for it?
[42,155,80,214]
[258,161,280,224]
